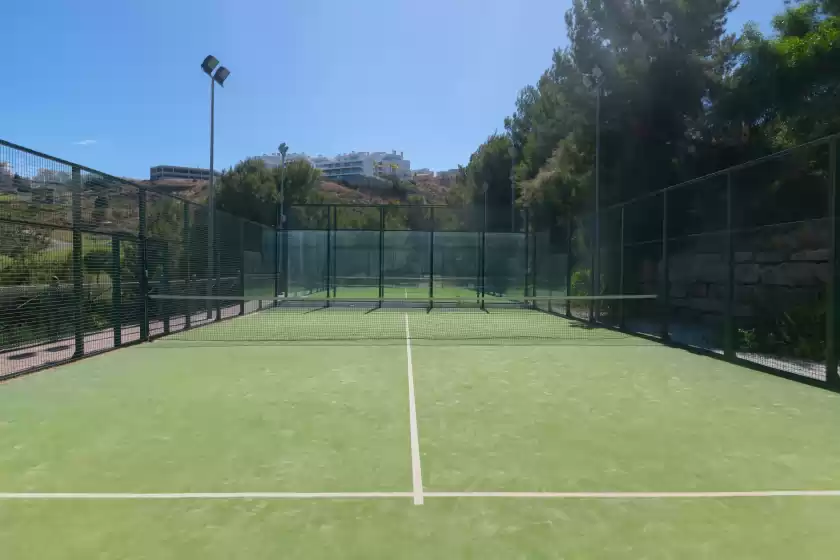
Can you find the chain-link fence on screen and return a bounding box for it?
[534,135,839,388]
[0,139,278,380]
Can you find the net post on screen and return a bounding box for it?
[111,236,122,347]
[379,206,385,307]
[724,171,736,359]
[618,206,626,330]
[138,187,149,341]
[827,139,840,386]
[183,203,192,328]
[238,220,245,316]
[429,207,435,309]
[71,166,84,358]
[660,190,670,341]
[162,242,170,334]
[565,214,572,318]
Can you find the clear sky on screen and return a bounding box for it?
[1,0,786,179]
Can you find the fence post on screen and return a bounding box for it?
[282,207,289,298]
[71,166,85,358]
[138,187,149,341]
[111,237,121,347]
[183,204,192,327]
[429,207,435,308]
[275,203,282,299]
[332,206,337,299]
[565,215,572,318]
[724,172,736,359]
[588,214,595,322]
[162,242,170,334]
[619,206,626,330]
[661,190,670,341]
[828,139,839,386]
[214,229,221,322]
[325,206,332,307]
[239,221,245,316]
[523,209,530,301]
[379,206,385,306]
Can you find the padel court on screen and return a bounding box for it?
[3,297,840,559]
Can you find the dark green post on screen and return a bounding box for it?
[183,204,192,328]
[71,166,84,358]
[724,172,736,359]
[332,206,337,299]
[214,211,221,322]
[827,139,840,386]
[111,237,122,347]
[379,206,385,306]
[282,207,289,298]
[588,215,595,323]
[481,203,487,309]
[524,210,530,300]
[325,207,332,307]
[239,221,245,316]
[429,207,435,308]
[565,215,572,318]
[162,242,170,334]
[138,187,149,341]
[275,203,282,299]
[661,190,670,341]
[618,207,626,330]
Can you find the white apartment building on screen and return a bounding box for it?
[259,150,411,182]
[150,165,220,182]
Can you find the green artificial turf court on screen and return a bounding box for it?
[2,306,840,558]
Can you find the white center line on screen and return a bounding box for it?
[403,312,424,505]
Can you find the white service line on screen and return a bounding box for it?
[3,490,840,501]
[403,312,424,505]
[0,492,413,500]
[424,490,840,499]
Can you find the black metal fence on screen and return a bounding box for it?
[0,139,278,380]
[3,136,838,391]
[534,135,840,390]
[285,204,535,301]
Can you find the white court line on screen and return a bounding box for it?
[3,490,840,500]
[404,312,424,505]
[424,491,840,499]
[0,492,413,500]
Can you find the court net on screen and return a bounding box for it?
[146,295,658,344]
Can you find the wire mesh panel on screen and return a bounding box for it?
[665,174,728,351]
[286,230,327,296]
[484,232,527,298]
[568,214,594,320]
[383,231,430,295]
[333,230,380,296]
[433,232,480,297]
[730,144,829,380]
[621,193,663,337]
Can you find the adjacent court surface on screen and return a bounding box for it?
[2,306,840,558]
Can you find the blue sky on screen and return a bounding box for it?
[1,0,786,179]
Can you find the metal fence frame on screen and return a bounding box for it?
[547,134,840,391]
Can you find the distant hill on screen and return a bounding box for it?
[139,177,453,207]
